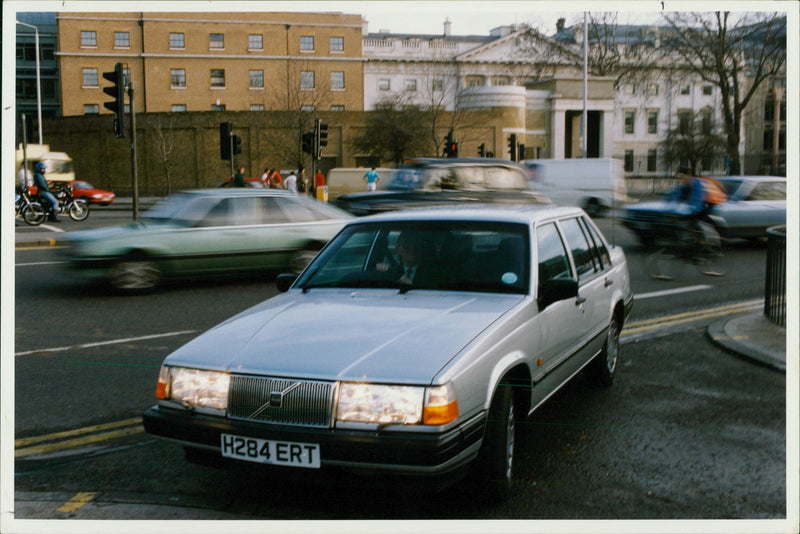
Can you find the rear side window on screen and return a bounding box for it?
[536,223,572,282]
[580,216,611,268]
[560,217,600,281]
[746,181,786,201]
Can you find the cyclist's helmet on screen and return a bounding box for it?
[35,162,47,172]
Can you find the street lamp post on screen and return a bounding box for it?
[16,20,43,144]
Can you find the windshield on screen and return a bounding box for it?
[297,221,529,294]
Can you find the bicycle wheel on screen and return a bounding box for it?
[694,223,726,277]
[645,247,681,280]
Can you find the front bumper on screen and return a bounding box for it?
[143,405,486,477]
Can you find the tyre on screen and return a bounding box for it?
[475,383,515,501]
[68,199,90,221]
[590,315,620,387]
[22,203,46,226]
[645,247,680,280]
[584,198,605,217]
[110,254,161,292]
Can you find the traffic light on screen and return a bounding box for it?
[507,134,517,162]
[103,62,125,138]
[450,140,458,158]
[220,122,232,160]
[518,144,526,161]
[443,130,456,157]
[232,135,242,155]
[302,131,314,155]
[315,119,328,160]
[478,143,486,157]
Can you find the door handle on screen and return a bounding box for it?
[605,278,613,287]
[575,296,586,305]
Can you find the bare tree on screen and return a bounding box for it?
[350,93,431,165]
[660,113,727,175]
[661,12,786,174]
[150,113,176,195]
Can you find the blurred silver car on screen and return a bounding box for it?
[143,204,633,499]
[621,176,786,245]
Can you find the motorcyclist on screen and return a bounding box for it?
[33,162,60,222]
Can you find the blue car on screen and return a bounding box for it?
[621,176,786,245]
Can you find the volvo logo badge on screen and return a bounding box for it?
[249,381,301,419]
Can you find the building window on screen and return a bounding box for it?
[114,32,130,48]
[84,104,99,114]
[170,69,186,88]
[647,149,657,172]
[647,83,659,96]
[250,70,264,89]
[81,31,97,47]
[330,36,344,52]
[624,110,635,134]
[250,104,265,111]
[172,104,186,112]
[301,71,315,90]
[331,71,345,90]
[211,104,226,111]
[210,69,225,88]
[405,79,417,92]
[680,84,691,95]
[378,79,390,91]
[703,85,713,96]
[209,33,224,50]
[331,105,345,111]
[678,111,692,134]
[249,34,263,50]
[300,36,314,51]
[624,84,635,95]
[432,78,444,92]
[82,68,98,87]
[701,109,713,134]
[300,105,316,112]
[624,150,634,172]
[170,32,185,49]
[647,111,658,134]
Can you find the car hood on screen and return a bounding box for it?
[164,290,524,384]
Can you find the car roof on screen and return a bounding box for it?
[178,188,295,197]
[349,203,583,225]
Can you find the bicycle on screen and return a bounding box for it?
[645,217,726,280]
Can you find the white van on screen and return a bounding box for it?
[325,167,396,201]
[15,144,76,187]
[522,158,628,216]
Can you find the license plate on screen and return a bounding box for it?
[220,433,320,468]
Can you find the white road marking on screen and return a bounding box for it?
[16,261,66,267]
[635,284,713,300]
[14,330,198,357]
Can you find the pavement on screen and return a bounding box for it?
[12,197,787,373]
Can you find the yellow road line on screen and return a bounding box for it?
[14,417,142,448]
[56,492,98,513]
[15,425,144,458]
[623,300,762,337]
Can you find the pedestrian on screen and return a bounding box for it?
[33,162,59,222]
[297,166,307,194]
[234,167,246,187]
[284,170,298,193]
[314,169,325,190]
[269,169,282,189]
[18,165,32,191]
[261,168,270,187]
[363,167,381,192]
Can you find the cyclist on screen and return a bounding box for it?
[666,167,726,249]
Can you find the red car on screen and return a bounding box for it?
[29,180,116,205]
[71,181,116,205]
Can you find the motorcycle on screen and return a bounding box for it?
[45,183,90,221]
[15,187,47,226]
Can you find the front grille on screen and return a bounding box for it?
[228,375,336,428]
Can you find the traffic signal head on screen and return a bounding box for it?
[302,131,314,155]
[315,120,328,160]
[478,143,486,157]
[103,62,125,138]
[507,134,517,161]
[220,122,232,160]
[232,135,242,155]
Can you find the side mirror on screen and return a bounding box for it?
[537,279,579,311]
[276,273,298,293]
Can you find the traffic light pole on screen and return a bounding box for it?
[129,83,139,220]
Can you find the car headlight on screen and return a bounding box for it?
[336,382,458,426]
[156,366,229,411]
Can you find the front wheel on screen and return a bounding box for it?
[68,200,90,221]
[475,383,515,501]
[22,203,46,226]
[110,255,161,292]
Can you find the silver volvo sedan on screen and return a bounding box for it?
[143,204,633,499]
